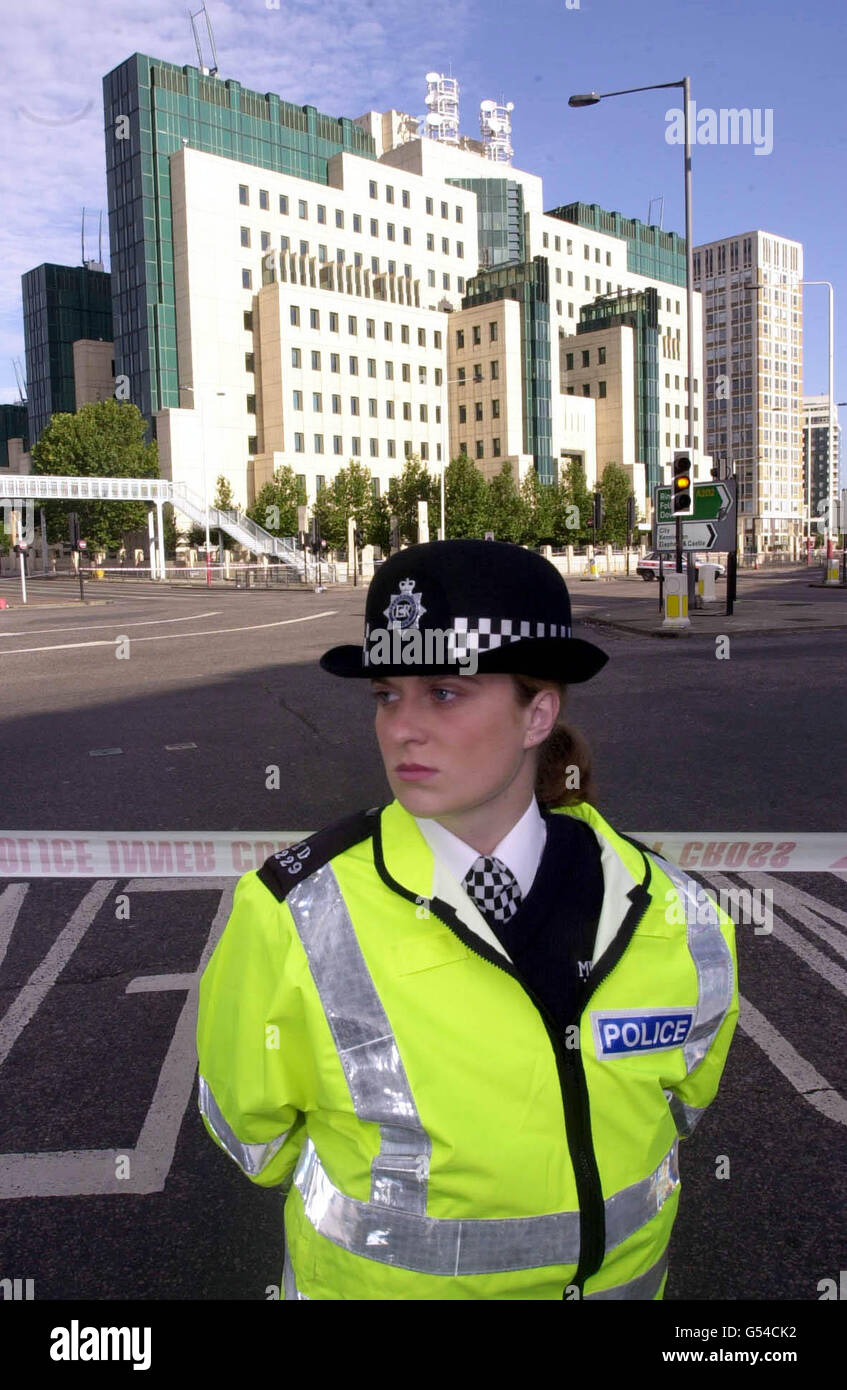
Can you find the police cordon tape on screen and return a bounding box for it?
[0,831,845,877]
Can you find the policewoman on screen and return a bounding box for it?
[196,539,738,1300]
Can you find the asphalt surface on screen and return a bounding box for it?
[0,571,845,1306]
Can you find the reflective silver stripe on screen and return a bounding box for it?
[604,1140,678,1250]
[667,1092,706,1138]
[283,1247,310,1301]
[286,864,431,1214]
[292,1137,679,1277]
[584,1251,668,1300]
[653,855,735,1073]
[198,1075,290,1176]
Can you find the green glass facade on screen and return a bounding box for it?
[103,53,374,425]
[578,288,661,492]
[463,256,553,484]
[445,177,524,269]
[549,202,686,288]
[0,403,29,470]
[21,264,113,444]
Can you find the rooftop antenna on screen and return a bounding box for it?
[189,3,219,76]
[647,195,665,229]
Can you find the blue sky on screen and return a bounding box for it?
[2,0,845,424]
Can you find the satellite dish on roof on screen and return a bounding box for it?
[480,99,496,113]
[506,102,515,112]
[426,71,440,83]
[425,112,442,125]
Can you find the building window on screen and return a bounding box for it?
[240,226,250,247]
[584,245,590,259]
[426,196,433,214]
[337,249,345,264]
[350,397,359,415]
[299,199,307,218]
[353,214,362,233]
[583,384,591,397]
[441,201,448,218]
[476,441,484,459]
[418,327,426,347]
[566,387,574,396]
[293,390,303,410]
[366,318,376,338]
[329,312,339,333]
[280,235,290,252]
[386,401,394,419]
[369,398,378,418]
[385,361,394,380]
[492,438,501,457]
[384,322,393,341]
[332,394,341,413]
[333,435,343,455]
[404,263,412,279]
[598,346,606,364]
[459,442,467,457]
[402,190,410,208]
[330,353,340,373]
[442,236,449,254]
[387,440,396,458]
[370,218,378,236]
[367,359,377,378]
[242,269,252,289]
[248,435,258,454]
[426,233,435,252]
[316,204,326,224]
[459,405,467,424]
[490,361,499,380]
[458,278,465,292]
[492,399,500,418]
[427,269,436,287]
[260,230,271,252]
[259,189,269,210]
[371,257,379,274]
[314,434,324,454]
[472,325,481,346]
[585,276,591,290]
[299,241,309,256]
[456,329,465,350]
[567,271,573,287]
[419,366,427,384]
[598,381,607,398]
[442,274,450,290]
[291,347,301,367]
[474,402,483,421]
[352,437,361,455]
[369,180,378,199]
[581,350,590,367]
[313,392,322,411]
[457,367,466,385]
[387,260,396,275]
[489,322,499,342]
[403,227,411,245]
[310,308,320,330]
[243,310,253,331]
[420,404,428,422]
[555,268,561,283]
[316,475,325,493]
[318,244,327,262]
[434,331,442,349]
[404,441,413,458]
[370,438,379,457]
[387,223,395,241]
[311,351,321,370]
[543,232,549,248]
[400,324,410,345]
[403,403,411,421]
[245,352,255,372]
[239,184,249,205]
[294,432,304,452]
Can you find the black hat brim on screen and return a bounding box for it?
[319,636,608,683]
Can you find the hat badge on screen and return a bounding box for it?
[384,576,426,630]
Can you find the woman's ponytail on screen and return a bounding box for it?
[511,675,596,809]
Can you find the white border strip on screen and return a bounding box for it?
[0,830,845,877]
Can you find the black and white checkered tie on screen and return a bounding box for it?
[462,855,522,927]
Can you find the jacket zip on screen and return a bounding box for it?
[372,812,654,1298]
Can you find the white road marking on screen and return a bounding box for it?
[0,880,114,1068]
[89,748,123,757]
[738,870,847,958]
[0,880,233,1198]
[0,612,222,639]
[738,994,847,1127]
[706,871,847,996]
[0,883,28,971]
[126,973,194,993]
[0,610,337,656]
[164,743,197,751]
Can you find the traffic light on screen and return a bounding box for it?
[593,492,603,531]
[389,514,400,552]
[626,496,636,532]
[309,515,321,555]
[68,512,80,550]
[672,452,693,515]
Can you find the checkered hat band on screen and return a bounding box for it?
[450,617,573,651]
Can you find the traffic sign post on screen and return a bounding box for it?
[653,475,739,617]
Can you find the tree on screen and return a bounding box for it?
[486,461,527,542]
[314,460,376,549]
[386,454,439,544]
[31,399,159,551]
[597,461,633,546]
[247,465,306,539]
[444,454,488,539]
[520,468,559,546]
[557,457,594,545]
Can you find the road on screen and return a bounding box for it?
[0,575,845,1301]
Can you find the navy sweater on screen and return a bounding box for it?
[487,811,605,1035]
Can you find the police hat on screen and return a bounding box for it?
[319,539,608,682]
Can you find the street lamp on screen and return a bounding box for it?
[570,78,696,576]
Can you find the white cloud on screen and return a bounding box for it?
[0,0,477,403]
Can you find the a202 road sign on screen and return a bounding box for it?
[654,477,737,552]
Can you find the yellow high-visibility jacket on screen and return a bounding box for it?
[196,798,738,1300]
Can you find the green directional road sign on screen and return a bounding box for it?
[653,478,737,551]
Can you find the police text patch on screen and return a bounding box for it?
[591,1008,694,1059]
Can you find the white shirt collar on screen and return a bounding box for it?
[413,796,547,900]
